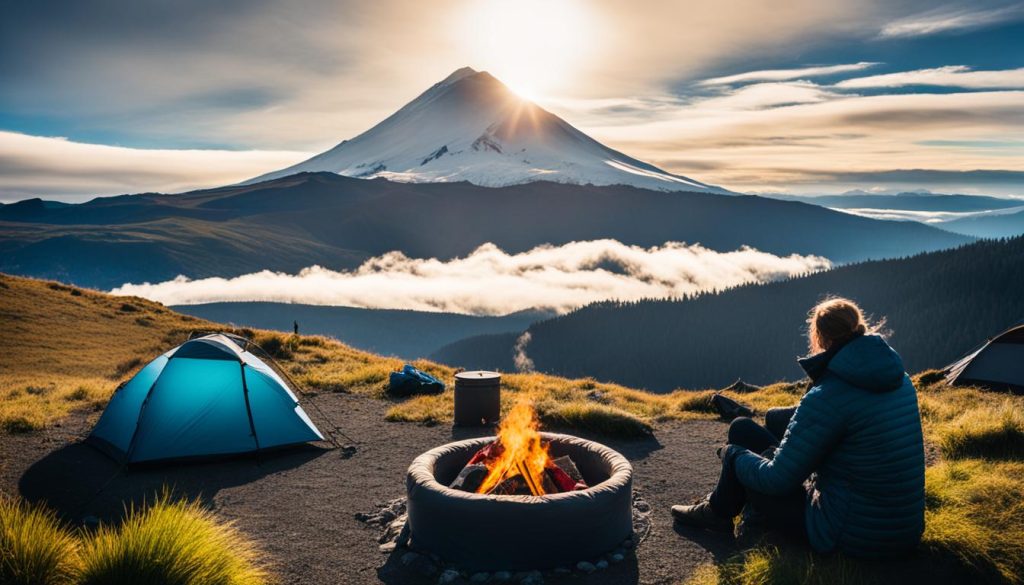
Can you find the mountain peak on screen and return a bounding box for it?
[245,70,728,194]
[439,66,480,86]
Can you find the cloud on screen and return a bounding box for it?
[699,62,879,86]
[0,131,307,201]
[111,240,832,315]
[693,81,837,110]
[581,89,1024,195]
[879,4,1024,38]
[832,205,1024,223]
[836,66,1024,89]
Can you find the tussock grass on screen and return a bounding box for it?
[934,400,1024,460]
[922,459,1024,583]
[78,493,270,585]
[0,494,79,585]
[537,400,653,437]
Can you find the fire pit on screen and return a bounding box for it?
[405,403,633,571]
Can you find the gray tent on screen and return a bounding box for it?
[946,323,1024,394]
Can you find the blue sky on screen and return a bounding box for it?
[1,0,1022,200]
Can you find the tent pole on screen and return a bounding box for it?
[239,362,262,466]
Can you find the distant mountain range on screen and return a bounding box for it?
[246,67,728,194]
[173,302,551,360]
[768,192,1023,213]
[0,172,973,289]
[942,208,1024,239]
[433,236,1024,391]
[768,192,1024,238]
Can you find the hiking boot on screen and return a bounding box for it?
[671,499,733,532]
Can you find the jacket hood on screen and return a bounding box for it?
[799,334,906,392]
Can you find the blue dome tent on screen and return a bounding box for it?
[89,333,324,464]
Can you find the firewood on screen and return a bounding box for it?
[449,463,488,492]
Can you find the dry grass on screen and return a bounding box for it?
[78,492,270,585]
[0,494,79,585]
[0,490,270,585]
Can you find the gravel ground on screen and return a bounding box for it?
[0,392,737,584]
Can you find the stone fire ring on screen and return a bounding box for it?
[406,432,633,571]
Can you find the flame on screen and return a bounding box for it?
[476,399,551,496]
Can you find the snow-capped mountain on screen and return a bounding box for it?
[246,67,729,193]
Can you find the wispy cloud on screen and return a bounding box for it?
[0,131,307,201]
[111,240,832,315]
[836,66,1024,89]
[694,81,837,110]
[833,205,1024,223]
[698,62,878,86]
[879,4,1024,38]
[582,88,1024,195]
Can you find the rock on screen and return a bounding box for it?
[610,553,625,563]
[622,538,635,548]
[470,572,490,582]
[493,571,511,582]
[576,561,596,574]
[439,569,461,584]
[553,566,571,575]
[519,571,543,585]
[379,541,396,553]
[595,559,609,570]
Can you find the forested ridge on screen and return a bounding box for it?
[434,237,1024,392]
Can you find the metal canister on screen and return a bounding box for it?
[453,370,501,426]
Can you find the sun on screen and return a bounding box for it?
[455,0,599,100]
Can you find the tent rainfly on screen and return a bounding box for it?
[89,333,324,464]
[946,323,1024,394]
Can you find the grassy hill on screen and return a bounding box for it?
[0,172,972,289]
[1,272,1022,584]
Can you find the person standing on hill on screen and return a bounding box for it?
[293,320,299,335]
[672,298,926,559]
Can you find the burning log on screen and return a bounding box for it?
[450,400,589,496]
[449,464,488,492]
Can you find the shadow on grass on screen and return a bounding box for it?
[19,441,328,525]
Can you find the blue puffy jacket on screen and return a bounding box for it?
[732,334,925,558]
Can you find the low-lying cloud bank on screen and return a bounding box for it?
[112,240,831,316]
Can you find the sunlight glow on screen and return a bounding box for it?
[455,0,599,100]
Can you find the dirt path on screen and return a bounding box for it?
[0,392,735,584]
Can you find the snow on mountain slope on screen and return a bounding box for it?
[246,67,730,193]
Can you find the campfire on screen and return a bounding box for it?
[406,410,634,571]
[449,400,587,496]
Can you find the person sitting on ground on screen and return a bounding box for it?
[672,297,925,558]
